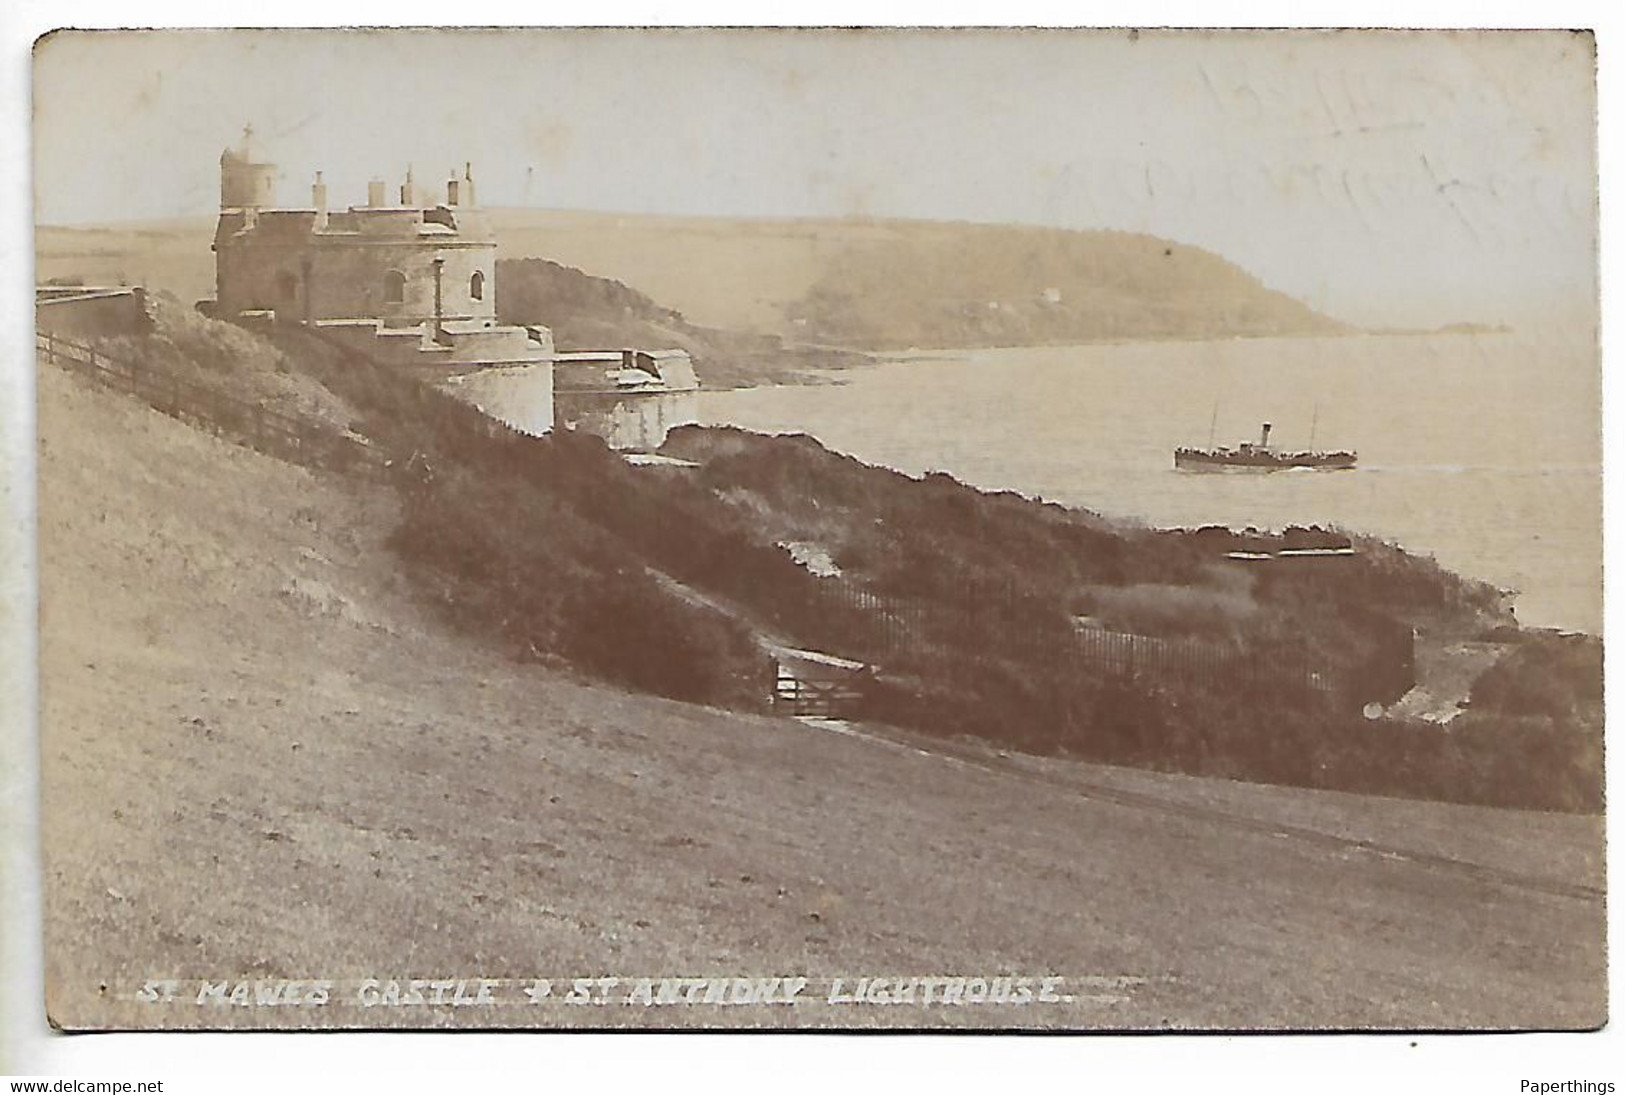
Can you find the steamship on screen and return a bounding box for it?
[1174,422,1357,472]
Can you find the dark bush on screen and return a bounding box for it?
[1469,633,1603,720]
[261,329,1599,811]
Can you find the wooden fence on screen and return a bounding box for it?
[785,581,929,660]
[774,673,870,718]
[1069,627,1331,700]
[37,329,373,476]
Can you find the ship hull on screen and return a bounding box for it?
[1174,449,1357,472]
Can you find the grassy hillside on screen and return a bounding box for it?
[39,208,1350,358]
[494,257,869,388]
[490,209,857,333]
[59,299,1602,812]
[657,428,1601,809]
[37,345,1607,1032]
[783,223,1347,348]
[488,210,1351,346]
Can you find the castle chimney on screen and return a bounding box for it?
[446,170,460,206]
[463,162,475,206]
[312,171,328,227]
[1260,422,1273,448]
[367,178,386,208]
[400,165,416,207]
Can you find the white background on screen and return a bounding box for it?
[2,2,1619,1090]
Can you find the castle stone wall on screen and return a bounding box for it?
[36,288,154,339]
[314,320,548,367]
[555,389,700,452]
[435,362,555,437]
[217,226,497,326]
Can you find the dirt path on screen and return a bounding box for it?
[1387,639,1507,723]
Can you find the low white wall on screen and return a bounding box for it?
[437,362,555,437]
[555,388,699,451]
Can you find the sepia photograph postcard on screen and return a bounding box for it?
[29,25,1604,1032]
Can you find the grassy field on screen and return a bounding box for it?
[38,361,1605,1031]
[36,220,217,311]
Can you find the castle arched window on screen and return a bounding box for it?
[383,269,407,304]
[469,270,485,302]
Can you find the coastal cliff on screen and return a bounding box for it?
[782,223,1349,349]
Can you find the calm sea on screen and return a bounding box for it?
[697,331,1602,634]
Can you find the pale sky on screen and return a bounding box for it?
[33,27,1597,328]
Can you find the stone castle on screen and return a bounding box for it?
[200,127,697,450]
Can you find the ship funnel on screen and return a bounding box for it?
[1260,422,1273,447]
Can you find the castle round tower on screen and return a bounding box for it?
[219,124,276,210]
